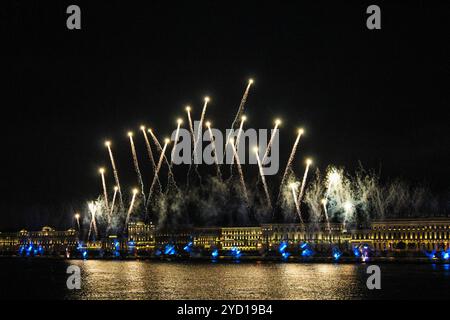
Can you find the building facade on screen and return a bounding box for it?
[351,218,450,251]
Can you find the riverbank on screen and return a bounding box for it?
[1,255,448,264]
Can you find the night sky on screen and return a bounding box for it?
[1,1,449,230]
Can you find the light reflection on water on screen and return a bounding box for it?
[68,261,368,300]
[1,259,450,300]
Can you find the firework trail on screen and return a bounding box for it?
[193,97,209,161]
[185,106,196,186]
[191,97,209,184]
[261,119,281,165]
[290,183,304,223]
[74,213,80,231]
[124,188,138,229]
[147,139,169,206]
[297,158,312,208]
[170,119,183,163]
[321,199,331,234]
[276,128,304,204]
[128,132,147,208]
[105,141,124,209]
[87,201,98,241]
[185,106,195,143]
[140,126,162,194]
[109,186,118,224]
[206,121,222,180]
[99,168,109,212]
[229,138,249,205]
[255,147,272,209]
[226,79,253,145]
[230,115,247,176]
[148,129,177,189]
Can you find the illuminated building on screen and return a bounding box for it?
[127,221,156,250]
[221,227,262,251]
[193,227,221,250]
[0,232,20,253]
[19,226,79,255]
[350,218,450,251]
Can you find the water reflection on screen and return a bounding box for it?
[2,259,450,300]
[67,261,371,300]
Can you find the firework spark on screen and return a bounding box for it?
[125,188,139,228]
[227,79,253,143]
[261,118,281,165]
[321,198,331,234]
[206,121,222,180]
[147,139,170,206]
[193,97,210,163]
[87,201,98,241]
[297,158,312,209]
[128,131,146,208]
[171,118,183,163]
[148,128,177,188]
[140,126,162,194]
[229,138,249,205]
[254,147,272,209]
[230,115,247,176]
[290,182,303,223]
[99,167,109,212]
[74,213,80,231]
[109,186,118,224]
[105,141,124,209]
[277,128,304,204]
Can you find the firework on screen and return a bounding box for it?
[193,97,210,164]
[105,141,124,209]
[297,158,312,208]
[147,139,170,206]
[261,118,281,165]
[290,182,303,223]
[277,128,304,204]
[99,167,109,211]
[321,198,331,234]
[227,79,253,143]
[109,186,118,224]
[140,126,162,193]
[185,106,195,143]
[128,131,146,207]
[230,115,247,175]
[206,121,222,180]
[229,138,249,205]
[171,118,183,163]
[254,147,272,209]
[87,201,98,240]
[74,213,80,231]
[125,188,139,228]
[148,128,177,188]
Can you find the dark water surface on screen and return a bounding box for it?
[1,259,449,300]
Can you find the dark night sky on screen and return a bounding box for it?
[0,1,449,230]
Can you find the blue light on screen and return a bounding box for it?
[82,251,88,259]
[211,249,219,258]
[425,250,436,260]
[353,246,361,257]
[164,244,176,255]
[441,249,450,260]
[332,247,342,261]
[231,247,241,259]
[282,252,290,259]
[300,242,314,257]
[183,242,193,252]
[155,249,162,256]
[278,241,288,253]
